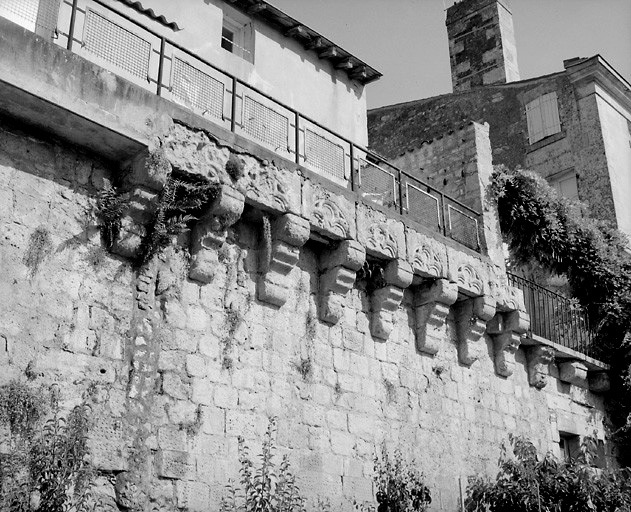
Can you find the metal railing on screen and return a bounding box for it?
[507,272,594,357]
[6,0,483,252]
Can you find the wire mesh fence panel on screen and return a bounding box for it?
[83,9,151,80]
[447,204,480,250]
[358,159,397,210]
[405,182,441,233]
[304,128,346,182]
[242,95,289,154]
[171,57,224,120]
[0,0,59,36]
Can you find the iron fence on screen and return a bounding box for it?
[507,272,594,357]
[5,0,483,252]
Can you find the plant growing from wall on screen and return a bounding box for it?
[23,226,53,277]
[138,175,219,267]
[357,260,387,295]
[220,418,306,512]
[465,434,631,512]
[355,445,431,512]
[490,166,631,462]
[0,382,96,512]
[95,184,126,250]
[95,168,219,267]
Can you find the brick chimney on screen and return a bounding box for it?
[446,0,520,92]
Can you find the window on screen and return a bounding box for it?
[550,170,578,201]
[220,11,253,62]
[526,91,561,144]
[559,432,580,462]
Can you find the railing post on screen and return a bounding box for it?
[294,112,300,165]
[67,0,79,51]
[349,144,356,191]
[440,192,447,237]
[397,168,404,215]
[230,77,238,133]
[156,37,166,96]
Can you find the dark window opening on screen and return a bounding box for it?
[221,26,235,53]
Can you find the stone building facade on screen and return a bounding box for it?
[368,0,631,243]
[0,1,614,511]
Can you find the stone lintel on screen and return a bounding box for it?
[414,279,458,355]
[526,345,555,389]
[319,240,366,324]
[369,259,413,340]
[258,213,310,306]
[558,361,589,388]
[454,295,496,366]
[189,185,245,283]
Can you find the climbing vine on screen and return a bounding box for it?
[490,166,631,463]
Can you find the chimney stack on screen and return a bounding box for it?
[446,0,520,92]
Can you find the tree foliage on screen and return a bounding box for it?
[490,167,631,463]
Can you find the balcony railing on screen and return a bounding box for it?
[2,0,482,252]
[507,272,595,358]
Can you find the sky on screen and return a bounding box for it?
[268,0,631,109]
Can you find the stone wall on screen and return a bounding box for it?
[0,116,611,512]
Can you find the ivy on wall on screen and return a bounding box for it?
[490,166,631,463]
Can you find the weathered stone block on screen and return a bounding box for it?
[156,450,194,480]
[356,203,405,259]
[406,226,449,279]
[302,179,356,239]
[176,480,211,511]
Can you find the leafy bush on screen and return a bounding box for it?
[0,382,95,512]
[355,445,431,512]
[220,418,306,512]
[465,435,631,512]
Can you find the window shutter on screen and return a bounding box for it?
[526,92,561,144]
[526,97,544,144]
[540,92,561,137]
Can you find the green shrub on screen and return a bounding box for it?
[0,382,95,512]
[465,435,631,512]
[355,445,431,512]
[220,418,306,512]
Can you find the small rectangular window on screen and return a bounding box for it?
[221,26,234,53]
[221,12,253,62]
[526,92,561,144]
[559,432,580,462]
[550,170,578,201]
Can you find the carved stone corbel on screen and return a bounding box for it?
[589,372,610,393]
[527,345,555,388]
[188,185,245,283]
[558,361,588,387]
[258,213,310,307]
[454,296,496,366]
[414,279,458,355]
[487,309,528,377]
[370,259,413,341]
[319,240,366,324]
